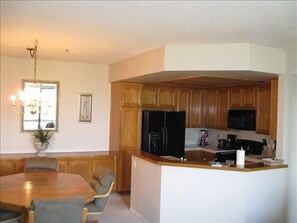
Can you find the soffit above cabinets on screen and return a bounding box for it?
[126,70,277,88]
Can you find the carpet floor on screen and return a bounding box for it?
[87,192,148,223]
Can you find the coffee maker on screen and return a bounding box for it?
[199,130,208,146]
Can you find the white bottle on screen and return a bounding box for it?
[236,146,245,166]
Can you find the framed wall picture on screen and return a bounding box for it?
[79,93,93,122]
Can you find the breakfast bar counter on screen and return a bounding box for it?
[135,151,288,172]
[130,152,288,223]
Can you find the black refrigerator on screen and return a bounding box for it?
[141,110,186,158]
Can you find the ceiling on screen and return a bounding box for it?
[1,1,296,65]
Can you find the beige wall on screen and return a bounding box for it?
[109,44,286,82]
[0,56,110,154]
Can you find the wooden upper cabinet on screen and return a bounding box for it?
[230,87,256,109]
[120,107,142,150]
[217,88,229,130]
[121,83,142,106]
[256,86,271,135]
[270,79,278,140]
[177,88,191,127]
[203,89,217,128]
[141,86,158,108]
[229,88,242,107]
[158,87,177,110]
[190,89,203,127]
[141,85,177,110]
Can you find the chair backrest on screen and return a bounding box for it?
[90,167,115,212]
[24,157,58,172]
[28,197,87,223]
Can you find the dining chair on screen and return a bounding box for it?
[28,197,87,223]
[24,157,58,172]
[0,209,21,223]
[85,167,115,216]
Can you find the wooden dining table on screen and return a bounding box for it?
[0,172,96,216]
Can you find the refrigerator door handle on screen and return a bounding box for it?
[164,127,168,154]
[161,127,165,154]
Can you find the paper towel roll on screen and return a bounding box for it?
[236,149,245,165]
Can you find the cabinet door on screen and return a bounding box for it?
[190,90,203,127]
[57,160,69,173]
[15,160,25,173]
[242,87,256,108]
[270,79,278,140]
[229,88,242,108]
[256,86,271,134]
[121,84,142,106]
[203,89,217,128]
[217,89,229,130]
[93,156,116,173]
[120,107,142,150]
[0,160,15,176]
[120,150,138,191]
[141,86,158,109]
[158,87,177,110]
[68,160,94,183]
[177,88,190,127]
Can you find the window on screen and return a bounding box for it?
[22,80,59,131]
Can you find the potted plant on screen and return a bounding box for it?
[32,129,54,157]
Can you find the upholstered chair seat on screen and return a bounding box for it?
[0,209,21,223]
[24,157,58,172]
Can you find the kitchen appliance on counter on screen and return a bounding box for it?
[217,136,264,156]
[141,110,186,158]
[199,129,208,146]
[221,134,237,150]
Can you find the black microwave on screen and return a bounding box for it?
[227,110,256,131]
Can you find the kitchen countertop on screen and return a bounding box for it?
[135,151,288,172]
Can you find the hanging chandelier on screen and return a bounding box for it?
[10,40,50,115]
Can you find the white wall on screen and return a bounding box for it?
[0,56,110,154]
[131,156,287,223]
[283,49,297,223]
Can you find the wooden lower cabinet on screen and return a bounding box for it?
[185,150,215,162]
[67,160,94,183]
[117,150,138,191]
[0,160,15,176]
[0,153,117,187]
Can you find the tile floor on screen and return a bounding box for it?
[87,192,148,223]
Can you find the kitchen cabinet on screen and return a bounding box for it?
[141,86,158,108]
[256,85,271,134]
[270,79,278,140]
[177,88,191,126]
[184,150,215,162]
[216,88,229,130]
[203,89,217,128]
[229,87,256,109]
[109,82,142,191]
[141,85,177,110]
[158,87,177,110]
[189,89,203,127]
[121,83,142,106]
[120,107,142,150]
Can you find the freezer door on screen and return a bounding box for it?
[165,111,186,158]
[141,110,165,155]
